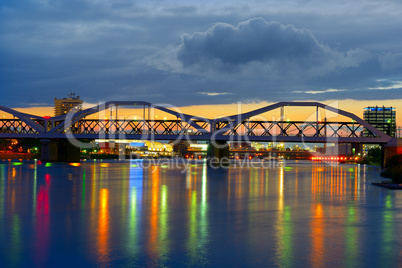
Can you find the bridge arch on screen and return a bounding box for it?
[48,101,211,135]
[212,101,391,143]
[0,105,45,134]
[0,101,393,144]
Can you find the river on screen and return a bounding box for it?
[0,159,401,267]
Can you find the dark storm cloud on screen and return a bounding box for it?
[170,18,380,102]
[178,18,327,65]
[176,18,371,75]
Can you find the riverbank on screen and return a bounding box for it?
[0,153,39,160]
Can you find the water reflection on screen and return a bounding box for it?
[0,164,5,223]
[275,165,294,267]
[97,188,110,264]
[0,160,401,267]
[34,173,50,266]
[148,166,159,260]
[381,194,394,264]
[310,203,324,268]
[345,205,358,267]
[10,214,21,266]
[186,164,209,266]
[127,163,142,257]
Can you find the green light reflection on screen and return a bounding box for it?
[128,187,138,255]
[275,205,293,267]
[10,214,21,266]
[344,205,358,267]
[275,166,293,267]
[200,164,208,253]
[381,194,394,263]
[202,164,207,204]
[187,190,198,265]
[159,185,168,257]
[186,165,209,265]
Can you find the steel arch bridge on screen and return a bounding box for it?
[0,101,392,144]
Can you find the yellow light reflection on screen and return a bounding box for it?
[97,188,110,264]
[310,203,324,268]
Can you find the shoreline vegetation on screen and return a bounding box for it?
[358,147,381,166]
[0,153,39,160]
[380,154,402,183]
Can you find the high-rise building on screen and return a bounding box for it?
[363,106,396,137]
[54,92,83,116]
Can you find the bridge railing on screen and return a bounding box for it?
[0,118,382,139]
[60,119,212,136]
[0,119,41,134]
[213,120,378,138]
[0,101,391,145]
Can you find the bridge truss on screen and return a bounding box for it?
[0,101,392,144]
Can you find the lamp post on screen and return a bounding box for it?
[387,119,391,136]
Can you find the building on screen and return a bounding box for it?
[363,106,396,137]
[315,143,361,156]
[54,92,83,116]
[92,139,173,158]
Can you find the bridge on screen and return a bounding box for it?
[0,101,398,163]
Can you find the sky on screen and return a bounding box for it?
[1,0,402,120]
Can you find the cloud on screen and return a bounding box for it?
[178,18,320,65]
[368,80,402,90]
[176,18,371,75]
[198,92,230,96]
[292,89,346,94]
[379,53,402,71]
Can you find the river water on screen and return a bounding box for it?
[0,159,401,267]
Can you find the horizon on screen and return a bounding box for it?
[2,1,402,110]
[7,98,402,128]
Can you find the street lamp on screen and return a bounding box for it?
[387,119,391,136]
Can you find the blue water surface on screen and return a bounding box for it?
[0,159,401,267]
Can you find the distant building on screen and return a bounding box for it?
[54,92,83,116]
[363,106,396,137]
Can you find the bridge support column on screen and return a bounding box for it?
[40,139,80,162]
[207,140,230,168]
[383,138,402,167]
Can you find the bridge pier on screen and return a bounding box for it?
[383,138,402,167]
[207,140,230,168]
[40,139,80,162]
